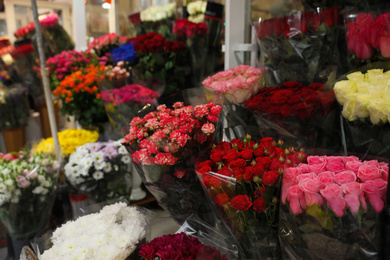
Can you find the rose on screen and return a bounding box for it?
[230,195,252,211]
[223,149,240,162]
[255,157,272,169]
[270,89,293,104]
[345,160,363,173]
[308,163,326,174]
[296,172,317,182]
[367,98,388,125]
[379,35,390,58]
[363,179,387,213]
[298,178,323,207]
[342,182,367,213]
[229,159,246,168]
[243,166,253,181]
[210,151,224,163]
[357,164,381,182]
[316,171,334,188]
[215,193,229,206]
[253,197,266,213]
[284,167,302,182]
[325,161,345,173]
[286,185,306,214]
[320,184,346,217]
[297,163,310,173]
[240,149,253,160]
[333,170,357,185]
[307,156,327,165]
[262,170,279,185]
[251,163,265,176]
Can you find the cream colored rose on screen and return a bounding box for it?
[356,81,370,94]
[187,1,207,16]
[367,98,388,125]
[141,3,175,22]
[189,14,205,23]
[354,93,370,118]
[366,69,384,84]
[366,84,385,98]
[334,80,356,105]
[342,97,358,122]
[347,71,365,82]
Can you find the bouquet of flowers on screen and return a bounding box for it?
[0,150,59,254]
[254,6,341,86]
[39,13,74,57]
[123,102,221,224]
[140,2,176,37]
[52,64,108,130]
[280,155,388,259]
[101,84,159,137]
[129,32,186,99]
[33,128,99,158]
[244,81,340,152]
[173,18,208,89]
[196,136,307,259]
[11,43,44,104]
[14,22,35,40]
[64,140,132,204]
[138,232,228,260]
[87,33,125,57]
[110,43,138,66]
[41,202,148,260]
[334,69,390,158]
[345,11,390,68]
[0,83,29,129]
[186,1,207,23]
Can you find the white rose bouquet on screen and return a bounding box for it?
[0,151,60,240]
[64,140,132,205]
[41,202,148,260]
[187,1,207,23]
[334,69,390,158]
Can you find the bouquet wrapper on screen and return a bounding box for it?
[197,170,281,259]
[254,6,342,87]
[176,214,240,260]
[279,202,384,259]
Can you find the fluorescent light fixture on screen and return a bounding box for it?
[102,2,110,9]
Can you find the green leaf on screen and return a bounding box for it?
[306,204,333,231]
[165,61,174,70]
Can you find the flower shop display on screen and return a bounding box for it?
[196,136,307,259]
[33,128,99,158]
[123,102,221,224]
[0,83,29,129]
[52,64,108,130]
[87,33,124,57]
[101,84,159,138]
[334,69,390,158]
[280,155,388,259]
[186,1,207,23]
[41,202,148,260]
[345,11,390,67]
[138,232,228,260]
[0,151,60,257]
[254,6,341,86]
[244,81,341,153]
[64,140,132,205]
[129,32,186,100]
[11,43,44,105]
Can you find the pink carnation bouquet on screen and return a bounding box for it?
[122,102,221,224]
[202,65,263,104]
[280,155,388,259]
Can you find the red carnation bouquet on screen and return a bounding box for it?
[196,136,307,259]
[128,32,186,101]
[244,81,341,153]
[123,101,221,224]
[138,233,228,260]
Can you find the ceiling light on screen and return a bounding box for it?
[102,2,110,9]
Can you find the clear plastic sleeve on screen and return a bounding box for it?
[280,155,388,259]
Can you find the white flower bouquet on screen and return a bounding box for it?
[0,151,60,240]
[41,202,148,260]
[64,140,132,205]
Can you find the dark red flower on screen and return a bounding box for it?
[210,151,225,163]
[223,149,240,162]
[215,193,229,206]
[262,170,279,185]
[229,159,247,168]
[253,197,267,213]
[255,157,272,169]
[230,195,252,211]
[270,89,293,104]
[240,149,253,160]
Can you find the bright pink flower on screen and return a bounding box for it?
[316,171,334,187]
[326,161,345,173]
[379,35,390,58]
[320,184,345,217]
[307,155,327,165]
[363,179,387,213]
[201,123,215,134]
[296,172,317,182]
[308,163,326,174]
[357,164,381,182]
[287,185,306,214]
[297,163,310,173]
[299,178,323,207]
[342,182,366,213]
[345,160,363,173]
[333,170,356,185]
[283,167,302,182]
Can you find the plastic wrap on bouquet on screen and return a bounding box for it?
[64,140,133,206]
[280,155,388,259]
[334,69,390,159]
[40,14,74,57]
[0,83,30,129]
[0,151,60,241]
[254,6,342,86]
[101,83,158,139]
[244,81,342,154]
[123,102,222,224]
[196,137,308,259]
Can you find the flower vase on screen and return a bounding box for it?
[2,127,25,153]
[130,162,147,201]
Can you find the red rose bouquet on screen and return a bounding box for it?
[128,32,186,101]
[244,81,341,153]
[122,102,221,224]
[138,233,228,260]
[254,6,341,86]
[196,136,307,259]
[280,155,388,259]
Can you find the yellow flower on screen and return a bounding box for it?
[334,80,356,105]
[365,69,384,85]
[33,129,99,157]
[346,71,365,82]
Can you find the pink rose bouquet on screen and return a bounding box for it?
[280,155,388,259]
[202,65,263,104]
[122,102,221,224]
[88,33,126,57]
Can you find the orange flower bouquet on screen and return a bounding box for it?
[53,64,108,129]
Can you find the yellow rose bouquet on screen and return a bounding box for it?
[334,69,390,159]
